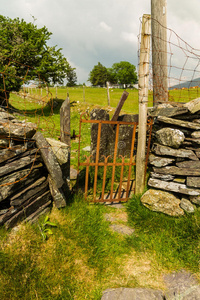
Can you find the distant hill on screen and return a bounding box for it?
[169,77,200,90]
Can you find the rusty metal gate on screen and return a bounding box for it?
[78,112,153,203]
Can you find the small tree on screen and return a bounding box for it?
[66,66,77,86]
[88,62,109,87]
[0,15,75,105]
[111,61,137,88]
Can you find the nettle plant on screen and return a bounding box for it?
[38,215,57,241]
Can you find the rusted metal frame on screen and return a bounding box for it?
[78,115,139,202]
[77,117,83,188]
[144,117,154,181]
[117,156,125,201]
[79,161,136,167]
[81,119,136,126]
[109,123,120,201]
[93,122,102,200]
[84,156,91,200]
[100,156,110,201]
[126,123,137,199]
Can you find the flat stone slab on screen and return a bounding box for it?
[157,115,200,130]
[164,270,200,300]
[34,132,64,189]
[109,224,134,236]
[151,172,175,181]
[148,178,200,196]
[176,160,200,168]
[184,97,200,114]
[152,143,198,160]
[149,154,175,167]
[187,177,200,188]
[0,120,37,139]
[101,270,200,300]
[148,106,188,117]
[104,203,125,209]
[101,288,164,300]
[153,166,200,177]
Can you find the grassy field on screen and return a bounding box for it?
[0,86,199,299]
[0,195,199,299]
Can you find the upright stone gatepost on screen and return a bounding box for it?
[60,97,70,180]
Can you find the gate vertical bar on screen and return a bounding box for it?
[93,122,102,200]
[84,156,90,200]
[101,156,110,201]
[110,123,120,201]
[117,156,125,200]
[135,14,151,195]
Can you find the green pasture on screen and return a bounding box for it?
[9,86,199,169]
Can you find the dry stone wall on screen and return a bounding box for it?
[143,99,200,216]
[0,108,69,229]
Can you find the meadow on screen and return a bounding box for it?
[0,86,199,299]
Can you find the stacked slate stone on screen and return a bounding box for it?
[0,108,69,229]
[142,98,200,216]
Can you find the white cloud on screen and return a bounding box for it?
[1,0,200,84]
[121,32,138,44]
[99,21,112,32]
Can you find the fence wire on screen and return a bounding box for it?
[0,56,59,189]
[0,54,57,139]
[138,17,200,103]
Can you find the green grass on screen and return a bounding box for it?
[0,193,200,299]
[0,195,131,300]
[126,195,200,272]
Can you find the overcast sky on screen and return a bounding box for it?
[1,0,200,84]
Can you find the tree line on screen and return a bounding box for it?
[0,15,137,107]
[0,15,77,105]
[88,61,137,88]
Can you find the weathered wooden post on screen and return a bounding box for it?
[83,84,86,102]
[110,90,129,126]
[55,85,58,99]
[60,97,71,179]
[135,14,151,194]
[151,0,168,105]
[106,81,110,106]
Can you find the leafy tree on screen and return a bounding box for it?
[107,68,118,85]
[0,15,76,105]
[111,61,137,87]
[88,62,109,87]
[66,66,77,86]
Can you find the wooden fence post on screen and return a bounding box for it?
[151,0,168,105]
[135,14,151,195]
[55,86,58,99]
[83,84,85,102]
[60,97,71,179]
[106,81,110,106]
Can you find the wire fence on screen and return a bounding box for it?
[1,18,200,192]
[138,17,200,103]
[0,54,57,140]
